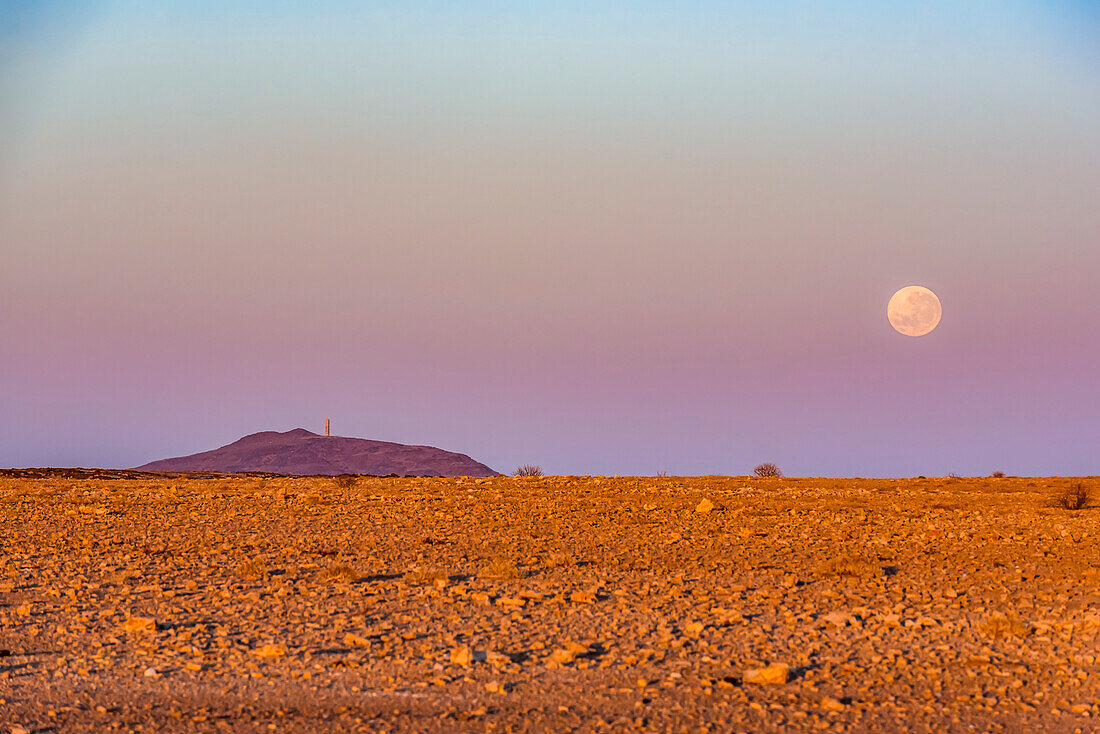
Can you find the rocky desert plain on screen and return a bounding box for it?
[1,471,1098,733]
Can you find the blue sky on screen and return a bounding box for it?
[2,1,1099,475]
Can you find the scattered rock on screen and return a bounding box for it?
[121,616,156,633]
[546,642,589,666]
[695,498,717,513]
[450,646,472,666]
[2,472,1095,732]
[254,644,287,659]
[743,663,790,685]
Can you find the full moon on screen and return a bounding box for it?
[887,286,941,337]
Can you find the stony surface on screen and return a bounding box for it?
[1,472,1098,732]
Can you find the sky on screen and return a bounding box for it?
[1,1,1099,476]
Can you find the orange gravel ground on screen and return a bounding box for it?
[1,472,1098,733]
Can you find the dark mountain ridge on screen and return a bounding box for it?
[136,428,498,477]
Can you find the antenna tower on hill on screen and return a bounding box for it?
[325,418,330,437]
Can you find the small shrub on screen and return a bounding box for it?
[990,471,1005,478]
[1055,483,1091,511]
[816,555,880,579]
[514,465,543,477]
[978,612,1031,639]
[543,550,576,569]
[332,474,359,490]
[479,557,521,580]
[108,568,140,586]
[404,566,448,586]
[753,463,782,478]
[317,564,358,584]
[236,558,267,580]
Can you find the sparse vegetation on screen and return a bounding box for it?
[753,463,782,478]
[332,474,359,489]
[404,566,449,586]
[479,557,521,580]
[317,564,358,583]
[978,612,1031,639]
[543,550,576,568]
[236,558,267,580]
[816,555,881,579]
[1055,483,1091,510]
[991,471,1005,478]
[514,465,543,477]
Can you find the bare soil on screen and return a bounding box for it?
[1,473,1098,733]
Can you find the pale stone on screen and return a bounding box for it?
[254,644,286,659]
[121,616,156,633]
[450,646,472,666]
[743,663,789,685]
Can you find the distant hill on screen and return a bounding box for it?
[135,428,498,477]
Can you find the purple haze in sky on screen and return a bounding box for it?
[1,1,1099,476]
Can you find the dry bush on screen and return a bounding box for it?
[404,566,448,586]
[1055,483,1091,511]
[990,471,1005,478]
[543,550,576,569]
[317,564,359,584]
[816,555,881,579]
[979,612,1031,639]
[753,463,782,478]
[332,475,359,490]
[109,569,140,586]
[514,465,543,477]
[479,557,521,580]
[236,558,267,580]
